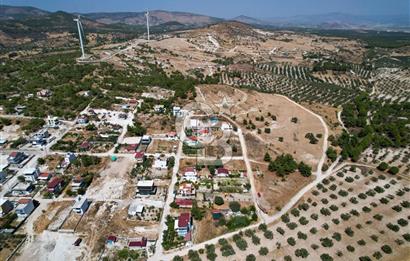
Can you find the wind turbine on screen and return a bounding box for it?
[145,11,150,40]
[73,16,86,59]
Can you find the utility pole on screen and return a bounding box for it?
[145,11,150,41]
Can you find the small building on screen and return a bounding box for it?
[173,106,182,117]
[23,167,40,183]
[72,196,90,215]
[175,213,192,237]
[177,182,196,198]
[61,152,76,169]
[183,167,198,183]
[128,201,145,217]
[12,183,35,196]
[77,115,89,125]
[106,235,117,246]
[137,180,156,195]
[47,177,63,193]
[175,198,193,209]
[0,171,6,183]
[15,198,35,218]
[7,152,27,165]
[71,176,85,192]
[134,152,145,164]
[0,199,14,217]
[38,172,52,182]
[46,116,60,128]
[215,167,230,177]
[141,135,151,145]
[154,105,165,113]
[153,158,167,170]
[128,237,147,249]
[221,122,233,131]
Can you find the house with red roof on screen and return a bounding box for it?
[128,237,147,249]
[134,152,145,164]
[71,176,85,192]
[38,172,52,182]
[175,213,192,237]
[47,177,63,193]
[215,167,230,177]
[182,167,198,183]
[106,235,117,246]
[175,198,193,209]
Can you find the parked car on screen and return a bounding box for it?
[73,238,82,246]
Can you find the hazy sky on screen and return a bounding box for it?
[2,0,409,18]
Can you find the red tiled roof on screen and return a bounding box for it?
[185,167,195,173]
[18,198,32,204]
[126,144,138,151]
[9,152,18,157]
[48,177,62,188]
[135,152,145,159]
[39,172,51,178]
[128,237,147,247]
[217,167,229,174]
[178,213,191,228]
[175,199,193,207]
[107,236,117,242]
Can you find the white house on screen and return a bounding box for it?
[23,167,40,183]
[12,183,35,196]
[15,198,35,218]
[0,199,14,217]
[128,201,144,217]
[221,122,233,131]
[172,106,182,117]
[72,196,90,215]
[182,167,198,183]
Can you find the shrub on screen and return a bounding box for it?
[320,253,333,261]
[311,213,319,220]
[387,223,400,232]
[234,237,248,251]
[287,237,296,246]
[173,256,183,261]
[246,254,256,261]
[310,227,317,234]
[276,227,285,235]
[286,222,298,230]
[284,256,292,261]
[357,239,366,246]
[251,235,260,245]
[291,208,300,217]
[214,196,224,206]
[359,256,371,261]
[299,216,309,225]
[381,245,392,254]
[229,201,241,212]
[403,233,410,242]
[377,162,389,171]
[259,247,269,256]
[281,214,290,223]
[397,218,408,227]
[264,230,273,239]
[311,244,319,250]
[345,227,354,237]
[347,245,355,252]
[258,223,267,231]
[320,237,333,247]
[320,208,331,216]
[297,231,307,240]
[373,251,383,260]
[332,232,341,241]
[295,248,309,258]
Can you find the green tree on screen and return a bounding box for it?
[214,196,224,206]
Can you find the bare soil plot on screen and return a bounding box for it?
[253,162,314,214]
[301,102,343,135]
[193,210,228,244]
[146,139,178,154]
[136,113,175,135]
[85,157,135,200]
[33,201,74,234]
[198,84,325,169]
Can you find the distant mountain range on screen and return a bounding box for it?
[234,12,409,30]
[0,4,408,32]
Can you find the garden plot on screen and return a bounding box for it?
[181,166,410,261]
[86,157,134,200]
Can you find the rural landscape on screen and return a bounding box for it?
[0,1,409,261]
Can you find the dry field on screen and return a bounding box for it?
[253,162,315,214]
[85,157,135,200]
[146,139,178,154]
[33,201,74,233]
[193,210,228,244]
[198,84,325,169]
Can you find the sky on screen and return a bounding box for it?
[1,0,409,18]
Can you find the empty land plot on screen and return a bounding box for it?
[33,201,74,234]
[146,139,178,154]
[85,157,134,200]
[197,84,325,168]
[253,162,315,214]
[184,166,410,261]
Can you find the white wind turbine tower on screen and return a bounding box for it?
[73,16,86,59]
[145,11,150,40]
